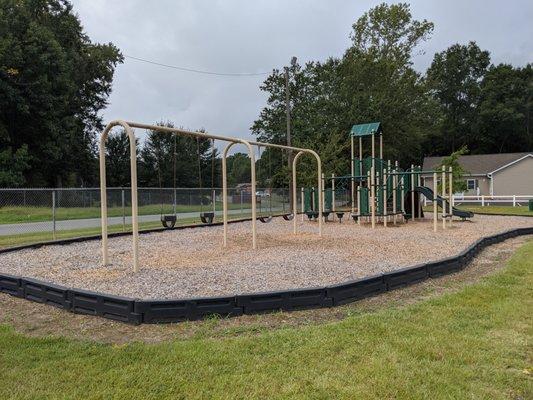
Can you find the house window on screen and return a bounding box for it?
[467,179,477,190]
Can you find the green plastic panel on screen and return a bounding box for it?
[359,187,369,215]
[324,188,332,211]
[350,122,382,137]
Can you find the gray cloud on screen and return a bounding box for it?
[72,0,533,148]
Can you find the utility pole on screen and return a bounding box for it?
[286,56,297,209]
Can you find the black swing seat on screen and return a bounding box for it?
[306,211,319,220]
[161,215,177,229]
[336,212,345,221]
[258,215,273,223]
[322,211,331,219]
[350,213,359,222]
[282,213,294,221]
[200,212,215,224]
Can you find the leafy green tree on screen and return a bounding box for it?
[478,64,533,153]
[226,153,251,187]
[425,42,490,154]
[139,122,218,188]
[104,130,139,187]
[338,2,436,166]
[252,2,437,184]
[0,145,30,187]
[438,146,469,193]
[0,0,123,187]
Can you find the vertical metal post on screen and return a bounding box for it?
[240,190,243,215]
[417,166,422,220]
[173,187,177,216]
[433,172,438,232]
[331,173,336,216]
[371,167,376,229]
[321,173,325,222]
[383,168,388,227]
[300,187,304,222]
[351,135,355,213]
[371,133,375,228]
[212,189,216,215]
[121,189,125,232]
[410,165,415,221]
[442,166,446,230]
[357,184,361,225]
[52,190,56,240]
[393,161,398,225]
[449,167,453,227]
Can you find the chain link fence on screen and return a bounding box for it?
[0,187,299,248]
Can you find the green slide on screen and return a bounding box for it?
[414,186,474,220]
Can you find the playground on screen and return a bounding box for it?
[1,214,532,300]
[1,120,532,317]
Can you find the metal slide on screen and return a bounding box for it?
[414,186,474,220]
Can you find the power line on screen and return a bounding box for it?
[124,55,270,77]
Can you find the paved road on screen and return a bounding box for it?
[0,207,287,236]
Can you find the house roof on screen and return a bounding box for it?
[422,152,533,175]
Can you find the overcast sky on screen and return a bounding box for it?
[71,0,532,147]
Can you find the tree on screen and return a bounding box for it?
[0,145,30,187]
[252,2,437,183]
[0,0,123,187]
[139,122,218,188]
[425,42,490,154]
[438,146,469,193]
[104,130,138,187]
[339,2,436,166]
[226,153,251,187]
[478,64,533,153]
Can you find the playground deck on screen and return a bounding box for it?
[0,215,531,300]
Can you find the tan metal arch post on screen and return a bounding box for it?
[99,120,139,271]
[292,150,322,236]
[100,121,258,272]
[222,141,256,249]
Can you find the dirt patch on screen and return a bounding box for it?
[1,236,529,344]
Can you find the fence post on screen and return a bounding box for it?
[240,191,243,215]
[173,188,177,215]
[52,190,56,240]
[481,195,485,207]
[121,189,126,232]
[513,195,516,207]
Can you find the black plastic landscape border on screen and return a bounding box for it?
[1,227,532,324]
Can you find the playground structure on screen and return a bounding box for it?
[302,122,474,229]
[99,120,322,272]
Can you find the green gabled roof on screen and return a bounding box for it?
[350,122,382,137]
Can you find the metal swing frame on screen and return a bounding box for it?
[99,120,322,272]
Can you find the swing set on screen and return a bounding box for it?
[157,133,217,229]
[99,120,322,272]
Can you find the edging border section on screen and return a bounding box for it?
[0,227,532,324]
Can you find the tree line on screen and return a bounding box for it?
[1,1,531,188]
[252,3,532,187]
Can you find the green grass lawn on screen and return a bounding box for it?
[0,201,264,224]
[0,213,260,249]
[423,204,533,217]
[1,240,531,399]
[457,205,532,216]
